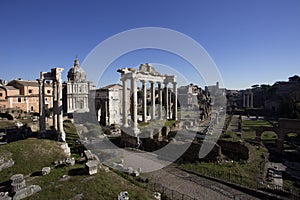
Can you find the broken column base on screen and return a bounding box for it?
[59,142,71,156]
[13,185,41,200]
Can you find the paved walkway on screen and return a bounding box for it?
[143,165,260,200]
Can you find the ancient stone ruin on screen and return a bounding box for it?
[39,68,70,155]
[118,63,177,146]
[85,160,98,175]
[9,174,41,200]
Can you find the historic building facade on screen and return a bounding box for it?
[63,57,95,114]
[0,79,53,112]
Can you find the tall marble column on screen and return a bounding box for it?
[52,80,58,130]
[38,78,46,133]
[169,88,172,119]
[122,79,129,127]
[158,82,162,119]
[142,80,147,122]
[164,82,169,119]
[173,82,177,120]
[57,78,66,142]
[243,94,246,107]
[250,93,254,108]
[151,81,155,120]
[131,77,139,134]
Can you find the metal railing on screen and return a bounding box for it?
[148,182,196,200]
[183,164,300,200]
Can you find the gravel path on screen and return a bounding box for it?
[143,165,260,200]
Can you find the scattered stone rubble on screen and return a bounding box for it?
[60,175,71,182]
[83,150,101,175]
[85,160,98,175]
[83,150,99,161]
[0,192,11,200]
[53,157,75,167]
[41,167,51,176]
[59,142,71,156]
[113,161,141,177]
[71,193,85,200]
[118,191,129,200]
[153,192,161,200]
[65,157,75,166]
[0,158,14,172]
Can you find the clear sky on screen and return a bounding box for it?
[0,0,299,89]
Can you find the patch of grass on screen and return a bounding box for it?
[242,120,272,132]
[102,127,112,135]
[220,131,238,141]
[180,143,268,189]
[63,121,85,157]
[0,133,153,199]
[287,133,297,137]
[261,131,277,142]
[0,138,66,181]
[164,119,177,128]
[241,120,272,141]
[139,122,150,127]
[27,166,153,200]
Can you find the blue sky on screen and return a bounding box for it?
[0,0,299,89]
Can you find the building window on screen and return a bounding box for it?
[18,97,21,102]
[28,89,32,94]
[47,90,51,94]
[0,93,2,97]
[31,106,34,111]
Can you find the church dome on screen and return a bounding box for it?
[67,57,86,82]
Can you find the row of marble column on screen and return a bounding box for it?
[122,78,177,133]
[243,93,253,108]
[39,72,65,142]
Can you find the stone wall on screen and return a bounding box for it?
[120,128,250,162]
[181,142,221,162]
[181,140,249,162]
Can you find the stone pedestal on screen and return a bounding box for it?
[10,174,26,193]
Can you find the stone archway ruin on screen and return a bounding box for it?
[256,118,300,154]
